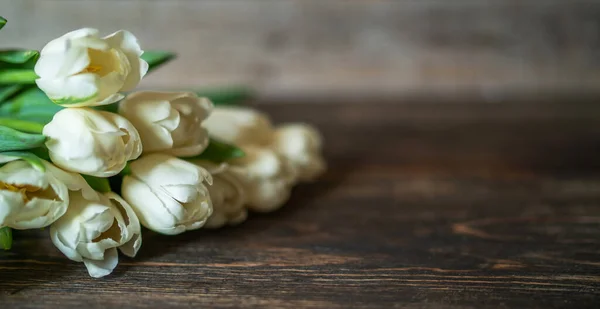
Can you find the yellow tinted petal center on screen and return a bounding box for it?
[0,182,41,203]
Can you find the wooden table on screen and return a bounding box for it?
[1,100,600,308]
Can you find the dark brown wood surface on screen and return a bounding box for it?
[2,100,600,308]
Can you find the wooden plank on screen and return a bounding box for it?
[0,0,599,99]
[2,100,600,307]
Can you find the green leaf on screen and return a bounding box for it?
[0,69,38,84]
[185,138,245,163]
[0,17,6,30]
[0,50,39,65]
[120,162,132,176]
[141,51,176,72]
[0,88,62,124]
[0,85,23,102]
[197,86,254,106]
[0,118,44,134]
[82,175,111,193]
[0,126,46,152]
[94,102,119,114]
[0,151,45,171]
[0,227,12,250]
[1,87,53,111]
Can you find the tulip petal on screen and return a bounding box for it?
[93,50,130,105]
[50,226,83,262]
[40,28,104,54]
[271,124,326,182]
[34,47,90,79]
[44,161,99,201]
[204,106,274,146]
[246,180,291,212]
[83,247,119,278]
[105,192,142,257]
[118,91,211,156]
[129,154,211,188]
[119,233,141,258]
[35,28,106,78]
[104,30,147,91]
[35,74,99,106]
[0,160,47,188]
[233,146,283,179]
[44,108,141,177]
[121,176,180,235]
[11,199,66,229]
[0,191,23,227]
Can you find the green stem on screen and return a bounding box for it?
[0,227,12,250]
[82,175,112,193]
[0,118,44,134]
[0,69,38,84]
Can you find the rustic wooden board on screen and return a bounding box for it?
[1,0,600,98]
[1,100,600,308]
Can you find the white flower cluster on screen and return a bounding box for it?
[0,29,325,278]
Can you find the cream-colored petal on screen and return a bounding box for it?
[44,161,99,201]
[105,192,142,257]
[35,74,99,106]
[0,160,46,188]
[121,176,180,234]
[204,106,274,146]
[245,179,291,213]
[44,108,140,177]
[0,191,23,227]
[50,224,83,262]
[35,46,90,78]
[119,233,142,258]
[118,92,212,156]
[104,30,147,91]
[82,247,119,278]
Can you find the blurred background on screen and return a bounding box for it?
[1,0,599,102]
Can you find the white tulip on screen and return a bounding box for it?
[34,28,148,107]
[189,161,247,229]
[50,191,141,278]
[203,106,274,146]
[0,159,97,229]
[118,91,213,157]
[230,145,295,213]
[271,124,326,182]
[121,154,213,235]
[43,108,142,177]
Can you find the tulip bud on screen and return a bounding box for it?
[50,191,141,278]
[203,107,274,146]
[271,124,326,182]
[230,145,295,213]
[35,28,148,107]
[189,161,247,229]
[43,108,142,177]
[121,154,213,235]
[0,159,97,229]
[118,91,213,157]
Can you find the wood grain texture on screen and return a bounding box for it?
[1,0,600,98]
[2,99,600,308]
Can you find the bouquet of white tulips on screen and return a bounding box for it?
[0,19,325,278]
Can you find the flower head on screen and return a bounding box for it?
[122,154,213,235]
[0,159,97,229]
[271,124,326,182]
[43,108,142,177]
[203,107,274,146]
[35,28,148,107]
[190,161,247,228]
[119,91,213,157]
[230,145,295,212]
[50,191,141,278]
